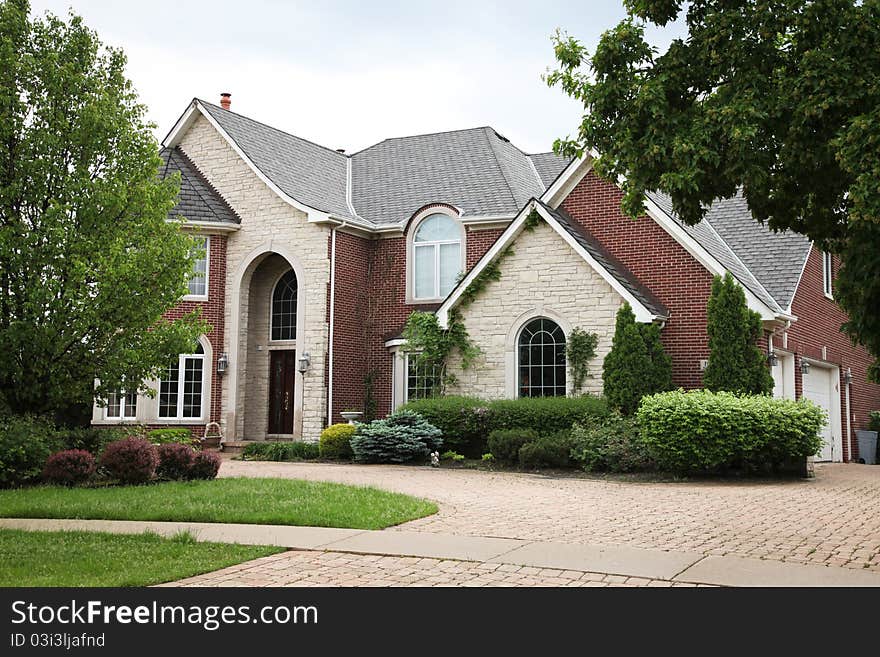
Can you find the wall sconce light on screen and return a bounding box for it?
[217,352,229,374]
[297,352,311,374]
[800,358,811,375]
[767,351,779,367]
[844,367,853,385]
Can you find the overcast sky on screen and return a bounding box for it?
[29,1,686,154]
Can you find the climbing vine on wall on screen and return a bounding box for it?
[402,208,547,394]
[566,327,599,393]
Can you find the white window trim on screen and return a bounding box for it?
[390,347,442,409]
[406,208,465,304]
[158,348,206,421]
[183,235,210,301]
[515,316,568,399]
[104,390,137,421]
[269,268,299,343]
[822,251,833,299]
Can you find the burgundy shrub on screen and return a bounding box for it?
[98,437,158,485]
[156,443,196,480]
[42,449,96,486]
[188,451,221,480]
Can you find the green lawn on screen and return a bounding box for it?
[0,529,283,587]
[0,477,437,529]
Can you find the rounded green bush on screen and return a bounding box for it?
[486,428,539,464]
[320,423,356,460]
[637,389,826,474]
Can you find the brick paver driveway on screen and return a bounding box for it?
[222,460,880,572]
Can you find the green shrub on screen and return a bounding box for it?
[350,410,443,464]
[637,390,825,474]
[487,428,539,464]
[703,273,774,395]
[241,441,319,462]
[570,414,651,472]
[148,428,198,447]
[319,424,356,460]
[400,396,489,455]
[403,395,609,456]
[0,415,62,487]
[58,426,126,455]
[481,453,495,463]
[603,304,672,415]
[869,411,880,432]
[519,431,574,469]
[441,450,465,462]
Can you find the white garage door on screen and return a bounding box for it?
[802,366,836,461]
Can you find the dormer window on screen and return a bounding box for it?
[412,213,463,301]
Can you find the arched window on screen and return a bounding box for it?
[271,270,297,341]
[518,318,566,397]
[413,213,461,299]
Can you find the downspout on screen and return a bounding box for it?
[327,225,341,426]
[845,368,852,462]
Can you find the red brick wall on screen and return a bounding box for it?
[159,233,227,426]
[328,224,505,421]
[328,230,372,424]
[783,248,880,460]
[561,171,715,388]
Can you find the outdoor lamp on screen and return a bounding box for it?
[297,352,311,374]
[217,352,228,374]
[767,351,779,367]
[844,368,853,385]
[800,358,811,375]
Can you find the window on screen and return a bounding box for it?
[413,213,461,300]
[271,270,298,341]
[105,390,136,420]
[822,251,833,298]
[518,318,566,397]
[406,355,442,402]
[186,236,209,297]
[159,342,205,419]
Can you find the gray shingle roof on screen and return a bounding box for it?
[536,200,669,319]
[701,193,811,310]
[160,146,239,224]
[351,127,545,225]
[199,101,355,222]
[529,152,570,188]
[647,191,809,312]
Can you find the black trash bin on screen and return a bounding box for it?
[855,430,878,465]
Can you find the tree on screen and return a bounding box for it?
[546,0,880,379]
[0,0,204,417]
[603,303,671,414]
[640,321,673,394]
[703,273,774,395]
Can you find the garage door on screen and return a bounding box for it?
[802,366,835,461]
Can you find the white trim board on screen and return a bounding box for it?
[436,199,661,328]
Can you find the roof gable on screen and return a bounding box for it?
[437,198,666,327]
[160,146,240,225]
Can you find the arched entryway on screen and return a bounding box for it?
[226,245,307,441]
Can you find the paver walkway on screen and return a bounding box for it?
[221,460,880,572]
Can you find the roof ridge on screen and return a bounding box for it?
[481,127,524,210]
[349,125,499,157]
[198,99,350,161]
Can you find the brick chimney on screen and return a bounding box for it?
[220,93,231,110]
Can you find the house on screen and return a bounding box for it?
[91,94,880,462]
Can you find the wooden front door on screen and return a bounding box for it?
[268,350,296,434]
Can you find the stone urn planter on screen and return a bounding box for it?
[340,411,363,425]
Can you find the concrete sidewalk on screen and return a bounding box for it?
[4,517,880,587]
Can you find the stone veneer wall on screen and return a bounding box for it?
[447,220,624,398]
[179,115,331,441]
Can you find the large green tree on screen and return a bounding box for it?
[546,0,880,380]
[703,273,774,395]
[0,0,204,416]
